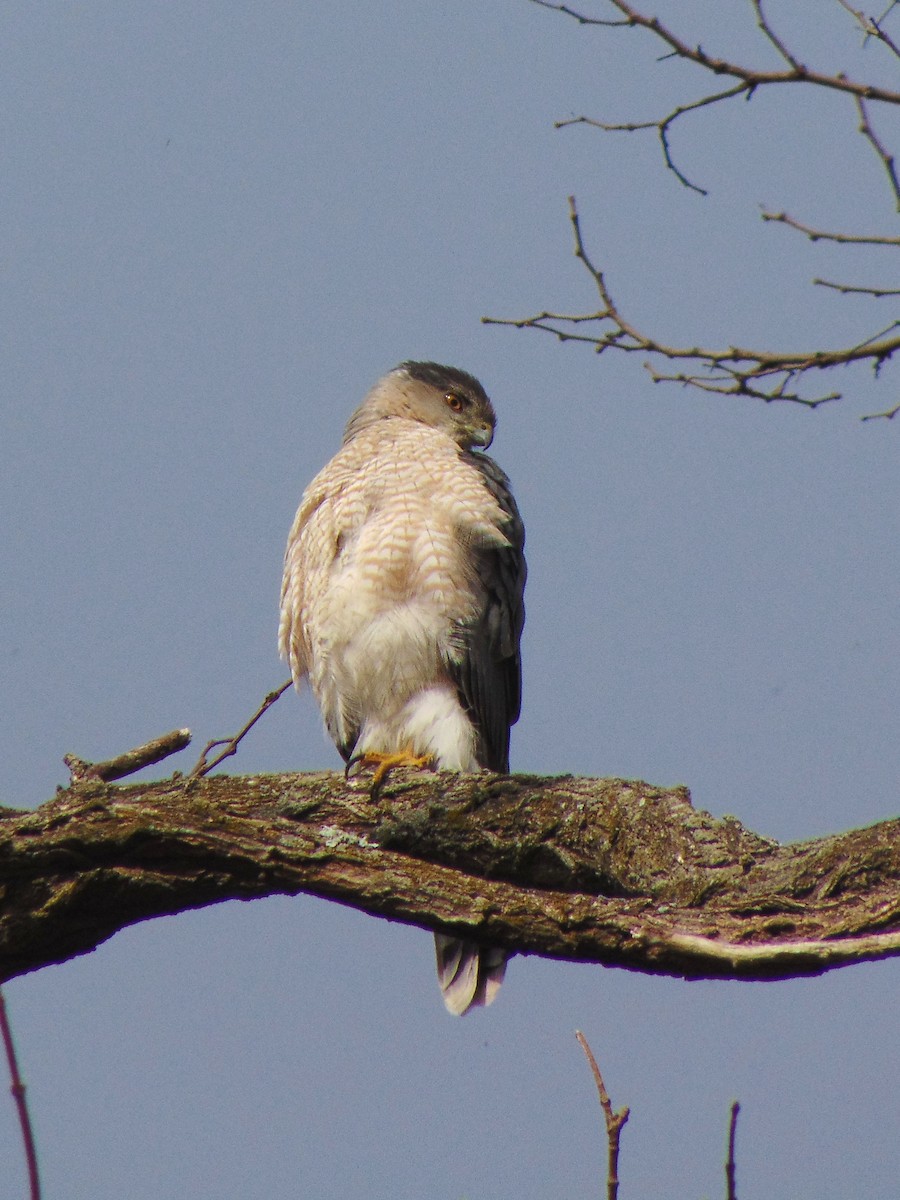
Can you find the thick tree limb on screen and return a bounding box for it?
[1,771,899,986]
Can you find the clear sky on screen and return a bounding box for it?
[2,2,899,1197]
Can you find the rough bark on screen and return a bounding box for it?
[1,770,899,985]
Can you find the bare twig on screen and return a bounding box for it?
[760,209,900,245]
[752,0,803,71]
[556,82,750,196]
[815,278,900,296]
[726,1101,740,1200]
[861,398,900,418]
[575,1032,629,1200]
[0,989,41,1200]
[189,679,293,778]
[64,728,191,784]
[529,0,628,26]
[483,197,900,407]
[836,0,900,59]
[855,94,900,209]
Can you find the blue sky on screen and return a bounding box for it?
[2,3,899,1197]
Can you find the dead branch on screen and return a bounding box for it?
[484,197,900,406]
[63,728,191,784]
[2,768,900,989]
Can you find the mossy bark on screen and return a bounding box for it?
[1,770,898,984]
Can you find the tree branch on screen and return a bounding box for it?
[63,728,191,784]
[726,1100,740,1200]
[814,278,900,297]
[535,0,900,194]
[760,209,900,245]
[576,1031,629,1200]
[189,679,292,778]
[532,0,900,104]
[512,2,900,413]
[2,768,900,989]
[837,0,900,59]
[0,990,40,1200]
[484,198,900,408]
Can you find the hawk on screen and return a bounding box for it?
[279,361,526,1014]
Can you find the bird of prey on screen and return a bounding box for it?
[279,361,526,1014]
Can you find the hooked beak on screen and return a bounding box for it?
[470,421,494,449]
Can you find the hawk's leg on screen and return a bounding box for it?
[345,747,435,800]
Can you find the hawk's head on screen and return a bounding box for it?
[344,360,497,450]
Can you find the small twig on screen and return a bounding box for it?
[0,989,41,1200]
[761,208,900,244]
[855,94,900,209]
[556,81,750,195]
[189,679,293,778]
[752,0,803,71]
[529,0,628,25]
[575,1031,629,1200]
[861,398,900,418]
[64,728,192,784]
[836,0,900,59]
[726,1100,740,1200]
[814,278,900,296]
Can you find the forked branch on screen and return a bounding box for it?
[484,198,900,408]
[532,0,900,202]
[576,1032,629,1200]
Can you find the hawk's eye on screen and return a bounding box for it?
[444,392,465,413]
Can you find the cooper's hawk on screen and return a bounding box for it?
[279,361,526,1014]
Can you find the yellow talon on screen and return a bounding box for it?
[349,747,435,797]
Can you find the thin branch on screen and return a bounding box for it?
[752,0,803,71]
[760,209,900,245]
[847,317,900,351]
[556,81,751,195]
[63,728,191,784]
[861,398,900,418]
[483,197,900,407]
[814,278,900,296]
[726,1101,740,1200]
[538,0,900,104]
[189,679,293,778]
[529,0,628,26]
[575,1032,629,1200]
[836,0,900,59]
[0,990,41,1200]
[537,0,900,197]
[855,94,900,209]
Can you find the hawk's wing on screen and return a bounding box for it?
[447,452,526,773]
